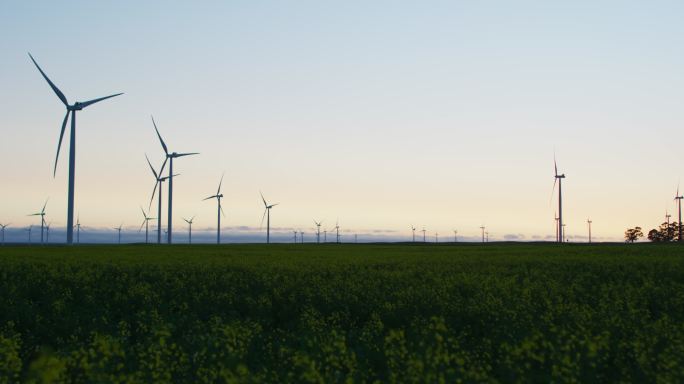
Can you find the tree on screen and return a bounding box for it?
[624,227,643,243]
[647,222,680,242]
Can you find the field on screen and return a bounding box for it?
[1,243,684,383]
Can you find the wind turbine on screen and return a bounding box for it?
[139,207,155,244]
[552,156,566,244]
[29,53,122,245]
[485,231,489,243]
[28,199,48,244]
[260,192,278,244]
[183,217,195,244]
[422,227,426,242]
[75,215,81,244]
[293,230,298,243]
[453,229,458,243]
[480,226,485,243]
[203,174,225,244]
[151,116,199,244]
[0,223,9,246]
[324,230,327,243]
[587,218,592,244]
[145,154,178,244]
[114,224,123,244]
[46,222,51,243]
[314,220,322,243]
[675,186,683,242]
[331,220,340,243]
[411,225,416,242]
[435,232,438,243]
[26,226,32,245]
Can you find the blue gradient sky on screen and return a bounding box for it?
[1,1,683,242]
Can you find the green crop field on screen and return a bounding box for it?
[1,243,683,383]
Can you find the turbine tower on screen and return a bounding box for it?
[139,207,155,244]
[480,226,485,243]
[29,53,122,245]
[0,224,9,246]
[331,220,340,243]
[260,192,278,244]
[204,174,225,244]
[152,116,198,244]
[27,226,32,245]
[453,229,458,243]
[46,222,51,243]
[29,199,48,244]
[114,224,123,244]
[422,227,426,242]
[552,157,566,244]
[675,186,683,242]
[183,217,195,244]
[314,220,322,244]
[411,225,416,242]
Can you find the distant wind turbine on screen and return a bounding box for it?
[183,217,195,244]
[139,207,155,244]
[314,220,322,244]
[28,199,48,244]
[46,222,51,243]
[26,226,32,245]
[485,231,489,243]
[29,53,122,245]
[260,192,278,244]
[114,224,122,244]
[411,225,416,242]
[435,232,438,243]
[552,156,566,244]
[675,185,683,242]
[331,220,340,243]
[145,154,177,244]
[453,229,458,243]
[152,116,198,244]
[203,174,225,244]
[587,218,592,244]
[293,230,298,243]
[0,223,9,246]
[75,215,81,244]
[324,230,327,243]
[480,226,485,243]
[422,227,426,242]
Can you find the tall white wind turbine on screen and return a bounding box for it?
[314,220,322,244]
[151,116,198,244]
[260,192,278,244]
[204,174,225,244]
[29,54,122,245]
[114,224,123,244]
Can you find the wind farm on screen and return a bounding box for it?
[2,2,684,382]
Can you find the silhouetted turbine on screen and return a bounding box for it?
[183,216,195,244]
[0,223,9,246]
[552,156,566,243]
[204,174,225,244]
[151,116,198,244]
[260,192,278,244]
[139,206,155,244]
[29,53,122,245]
[28,199,48,244]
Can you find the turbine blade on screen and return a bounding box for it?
[260,192,267,208]
[78,93,123,109]
[174,152,199,158]
[260,208,267,229]
[139,220,146,232]
[28,53,68,106]
[149,180,159,210]
[159,157,168,176]
[140,206,147,218]
[53,110,70,177]
[151,115,169,155]
[220,205,226,217]
[203,195,217,201]
[42,198,49,213]
[550,178,557,205]
[217,173,224,195]
[145,154,159,179]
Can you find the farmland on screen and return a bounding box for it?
[1,243,684,383]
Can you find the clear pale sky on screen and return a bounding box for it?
[1,1,683,242]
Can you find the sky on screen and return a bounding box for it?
[1,0,684,243]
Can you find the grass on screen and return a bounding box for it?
[0,243,683,383]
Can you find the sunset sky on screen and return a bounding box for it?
[1,1,683,242]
